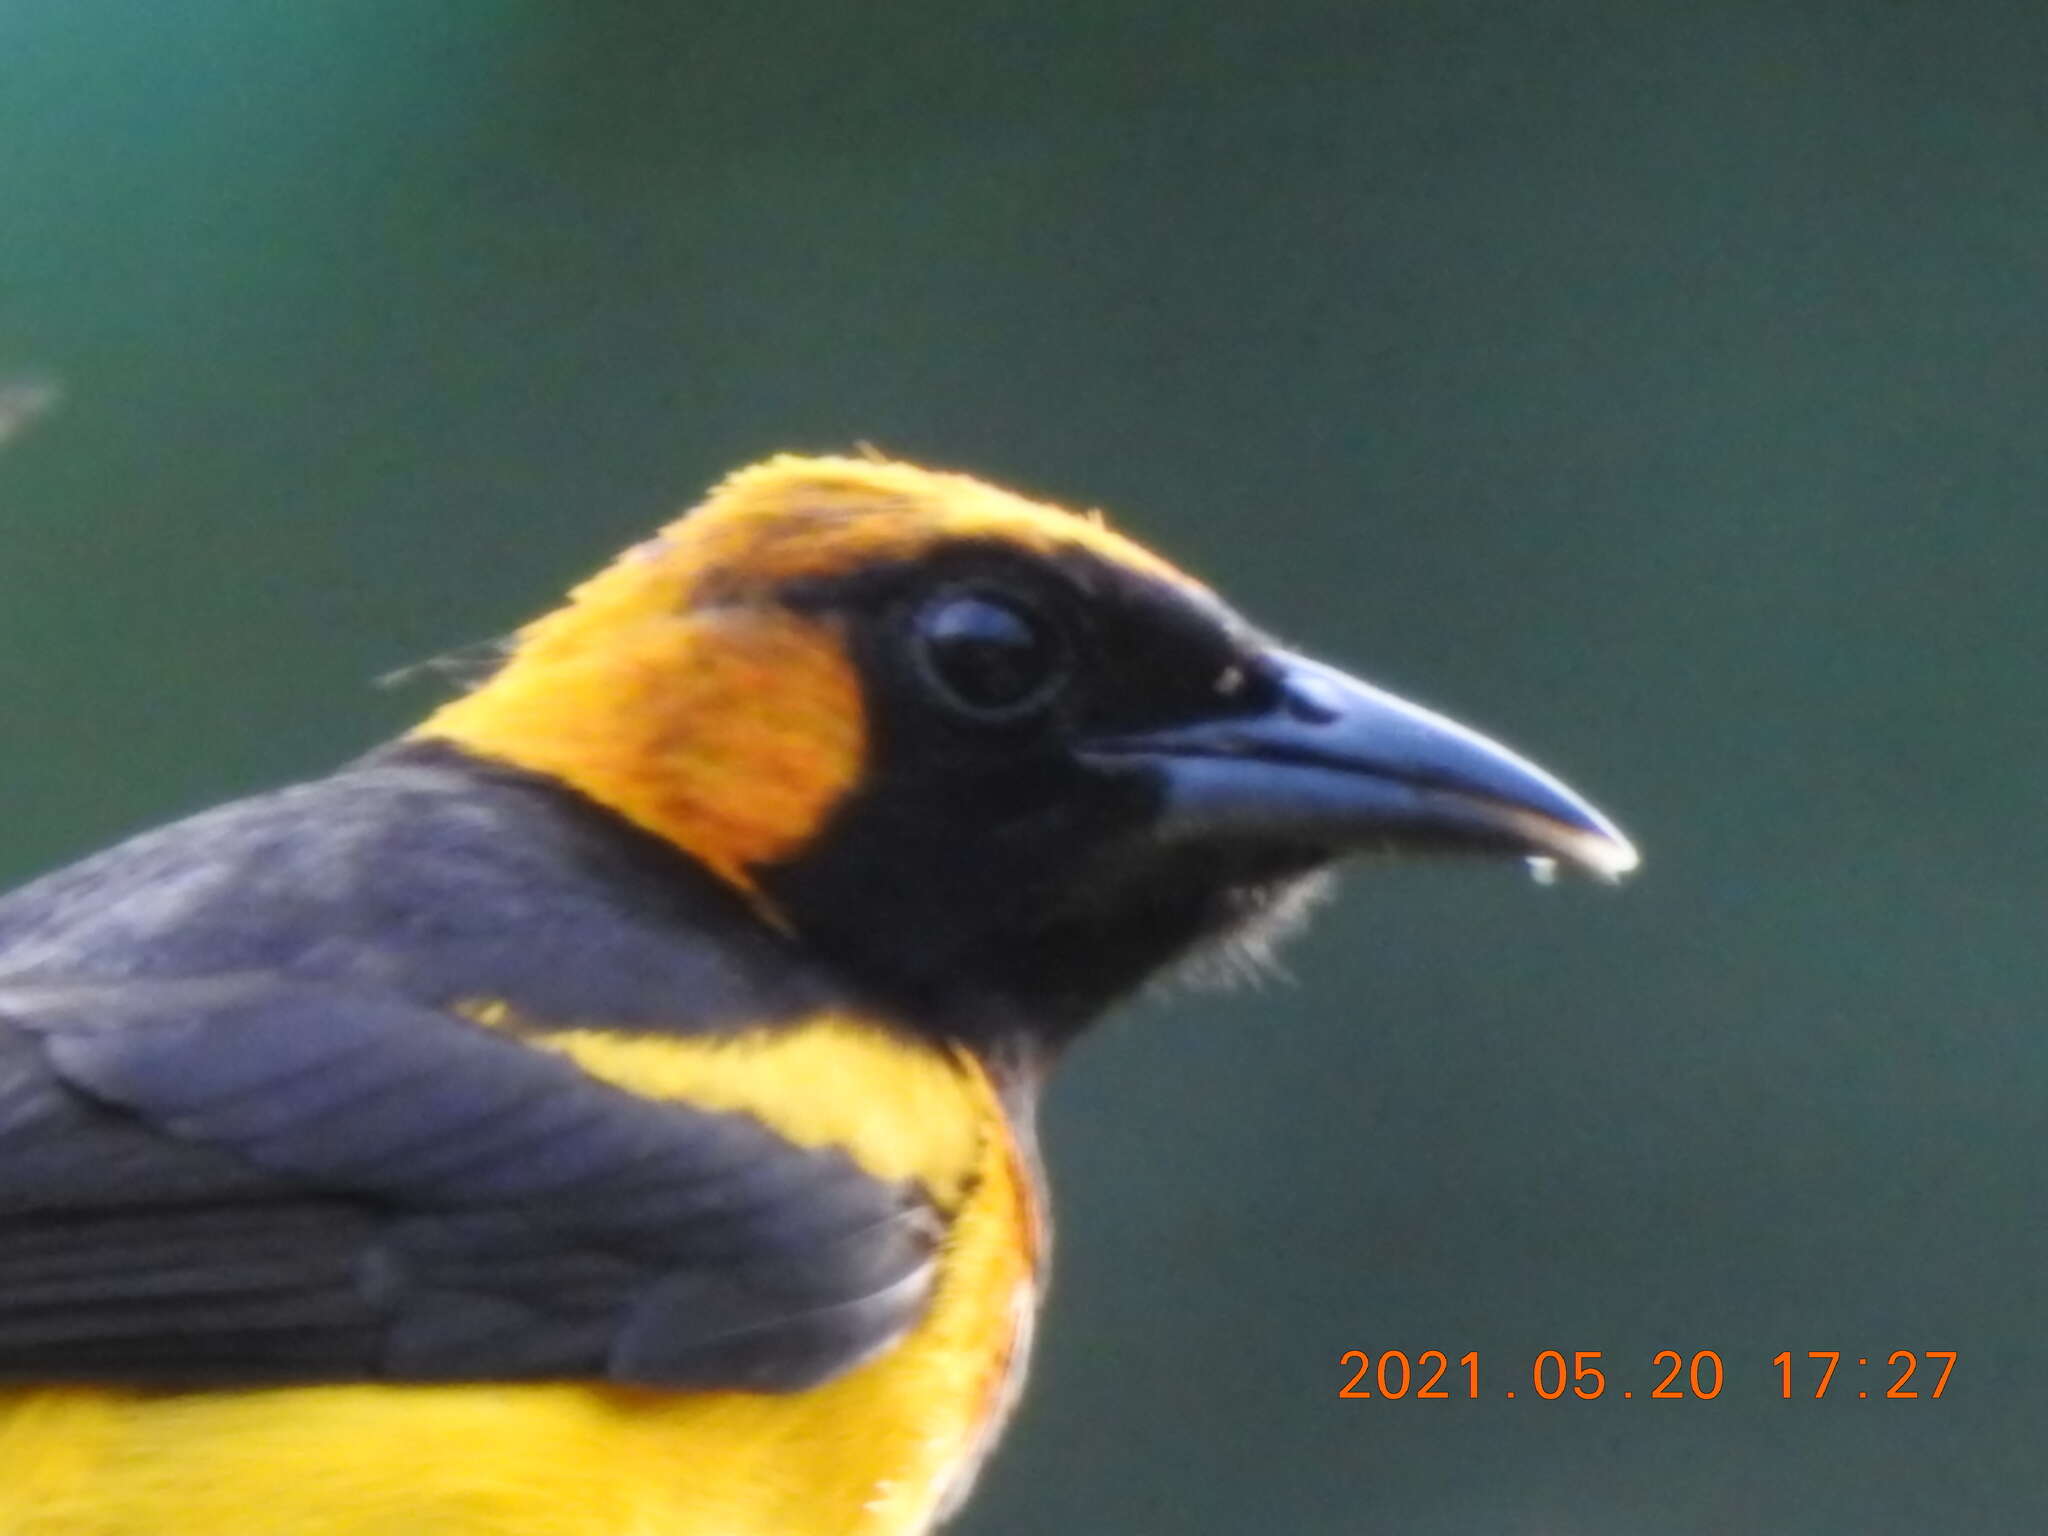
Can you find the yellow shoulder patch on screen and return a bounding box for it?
[470,1007,988,1211]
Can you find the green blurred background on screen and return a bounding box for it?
[3,3,2044,1530]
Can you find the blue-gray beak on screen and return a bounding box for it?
[1084,650,1639,881]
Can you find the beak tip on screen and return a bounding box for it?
[1542,815,1641,884]
[1587,835,1642,884]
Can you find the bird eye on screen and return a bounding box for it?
[911,591,1068,720]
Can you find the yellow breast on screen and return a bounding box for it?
[0,1018,1040,1536]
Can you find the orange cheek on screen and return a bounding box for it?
[417,610,867,898]
[639,616,868,884]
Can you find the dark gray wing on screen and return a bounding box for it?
[0,975,936,1389]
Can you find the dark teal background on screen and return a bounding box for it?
[3,4,2044,1530]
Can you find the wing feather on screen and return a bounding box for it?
[0,975,936,1390]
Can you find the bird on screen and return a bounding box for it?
[0,454,1636,1535]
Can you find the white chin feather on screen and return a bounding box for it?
[1156,868,1340,994]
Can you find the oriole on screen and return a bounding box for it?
[0,455,1636,1534]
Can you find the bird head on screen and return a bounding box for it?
[418,455,1636,1036]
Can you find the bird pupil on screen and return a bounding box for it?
[920,594,1058,714]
